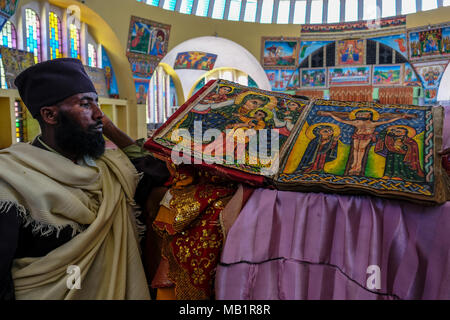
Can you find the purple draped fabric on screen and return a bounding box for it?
[215,107,450,300]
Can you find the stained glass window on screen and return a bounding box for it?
[49,12,63,59]
[422,0,437,11]
[69,24,81,60]
[180,0,194,14]
[228,0,242,21]
[293,0,307,24]
[345,0,358,21]
[25,8,41,63]
[163,0,177,10]
[15,101,27,143]
[401,0,416,14]
[328,0,340,23]
[0,56,6,89]
[363,0,378,20]
[381,0,396,17]
[88,43,97,67]
[277,0,290,24]
[0,21,17,48]
[212,0,226,19]
[310,0,324,24]
[243,0,257,22]
[196,0,211,16]
[260,0,274,23]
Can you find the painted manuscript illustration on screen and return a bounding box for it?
[174,51,217,71]
[336,39,365,66]
[0,47,35,89]
[152,80,308,175]
[278,100,436,198]
[262,37,299,69]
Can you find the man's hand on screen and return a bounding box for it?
[101,115,136,149]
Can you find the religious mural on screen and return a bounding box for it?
[84,66,109,98]
[298,40,333,65]
[328,66,371,86]
[101,49,119,98]
[403,62,422,87]
[0,47,34,89]
[413,60,449,104]
[265,69,296,91]
[261,37,300,69]
[134,77,150,104]
[127,16,171,104]
[277,99,446,204]
[372,64,403,86]
[0,0,18,30]
[173,51,217,71]
[336,39,366,66]
[127,16,170,59]
[300,16,406,33]
[409,25,450,61]
[370,34,408,58]
[300,68,327,88]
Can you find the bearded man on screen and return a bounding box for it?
[0,58,168,300]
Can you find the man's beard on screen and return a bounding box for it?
[55,111,105,159]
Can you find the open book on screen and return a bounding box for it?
[145,79,449,205]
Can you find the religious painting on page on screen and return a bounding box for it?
[150,80,308,178]
[276,99,448,204]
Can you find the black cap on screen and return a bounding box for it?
[14,58,97,118]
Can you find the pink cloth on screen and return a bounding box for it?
[215,107,450,300]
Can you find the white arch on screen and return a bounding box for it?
[438,64,450,106]
[160,36,271,99]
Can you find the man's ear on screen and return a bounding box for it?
[40,106,59,125]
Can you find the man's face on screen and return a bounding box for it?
[55,92,105,159]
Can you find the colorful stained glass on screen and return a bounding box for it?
[69,24,81,60]
[49,12,63,59]
[14,101,27,143]
[88,43,97,67]
[25,8,41,64]
[0,21,17,49]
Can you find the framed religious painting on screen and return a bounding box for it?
[328,66,372,86]
[335,39,366,66]
[275,99,449,205]
[174,51,217,71]
[300,68,327,89]
[127,16,171,60]
[261,37,300,69]
[408,24,450,61]
[372,64,403,86]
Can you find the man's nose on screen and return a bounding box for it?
[92,103,104,120]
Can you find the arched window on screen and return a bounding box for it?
[49,12,63,59]
[0,21,17,89]
[25,8,42,63]
[69,23,81,60]
[0,21,17,49]
[88,43,97,67]
[149,65,178,124]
